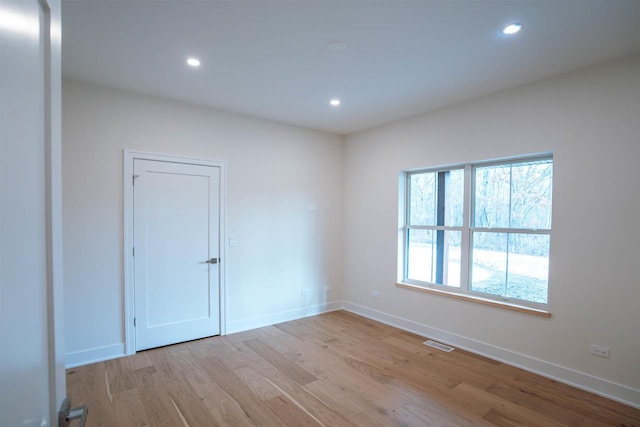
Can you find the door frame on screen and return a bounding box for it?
[123,149,227,355]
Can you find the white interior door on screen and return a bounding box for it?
[133,159,220,351]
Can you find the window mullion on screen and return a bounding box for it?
[435,172,446,284]
[404,173,411,281]
[460,164,472,291]
[505,165,512,297]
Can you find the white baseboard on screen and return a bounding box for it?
[65,343,125,368]
[226,301,342,335]
[341,301,640,409]
[64,302,341,368]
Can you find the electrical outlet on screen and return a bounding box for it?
[371,290,380,298]
[591,345,610,358]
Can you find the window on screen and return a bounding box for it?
[402,155,553,307]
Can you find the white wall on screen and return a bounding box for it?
[343,55,640,405]
[62,80,343,365]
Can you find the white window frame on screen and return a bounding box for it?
[401,154,552,309]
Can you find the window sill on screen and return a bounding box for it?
[395,282,552,318]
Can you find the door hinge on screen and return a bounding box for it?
[132,174,139,185]
[133,317,136,327]
[132,247,135,256]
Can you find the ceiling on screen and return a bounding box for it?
[62,0,640,135]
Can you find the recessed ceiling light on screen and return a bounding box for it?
[328,41,346,52]
[502,23,522,35]
[330,99,341,107]
[186,57,201,67]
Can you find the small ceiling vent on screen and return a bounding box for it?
[424,340,455,352]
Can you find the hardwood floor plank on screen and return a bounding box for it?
[259,377,358,427]
[287,318,342,342]
[66,311,640,426]
[340,351,395,384]
[223,346,359,427]
[113,388,150,427]
[146,346,222,426]
[132,366,186,427]
[303,378,366,417]
[392,399,486,427]
[384,379,487,425]
[105,357,136,394]
[324,337,459,392]
[336,331,496,391]
[350,410,399,427]
[244,337,318,385]
[199,357,291,426]
[285,341,412,413]
[382,334,434,357]
[184,337,245,371]
[482,408,527,427]
[452,382,566,427]
[119,351,154,372]
[163,374,219,427]
[579,417,623,427]
[65,367,85,400]
[511,373,640,425]
[234,366,283,401]
[66,363,118,426]
[273,320,311,341]
[255,324,312,355]
[264,395,325,427]
[485,382,585,426]
[184,368,259,427]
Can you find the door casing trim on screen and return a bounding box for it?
[123,149,227,355]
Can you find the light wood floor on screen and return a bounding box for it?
[66,311,640,426]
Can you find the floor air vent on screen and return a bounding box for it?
[424,340,455,352]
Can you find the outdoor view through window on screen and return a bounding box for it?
[404,156,553,306]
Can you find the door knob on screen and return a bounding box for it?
[205,258,218,264]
